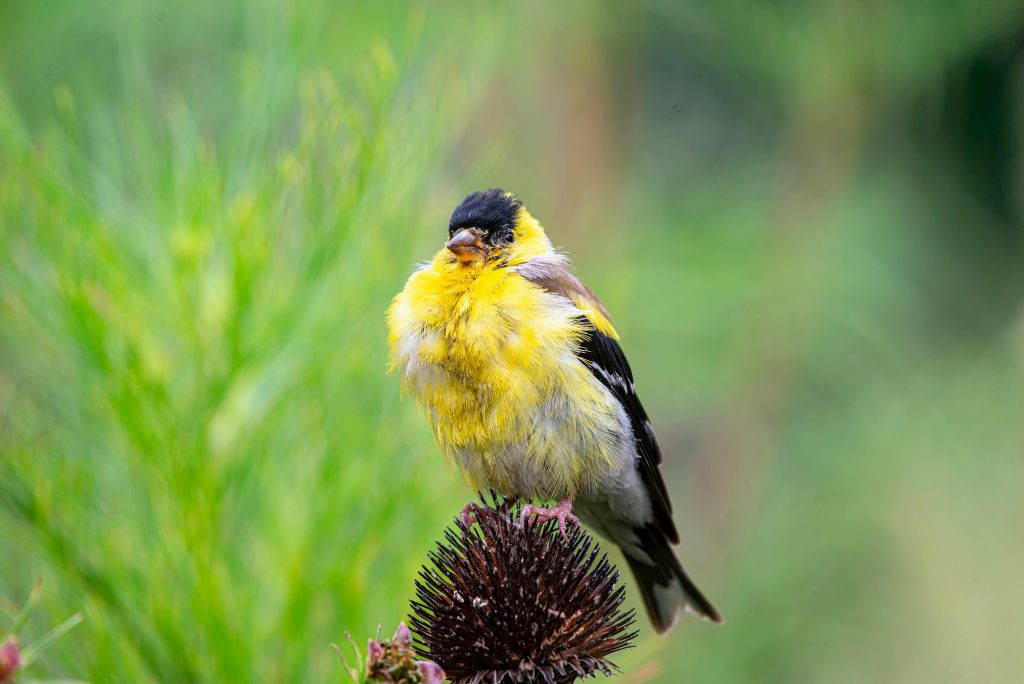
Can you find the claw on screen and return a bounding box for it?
[460,502,485,529]
[519,498,579,540]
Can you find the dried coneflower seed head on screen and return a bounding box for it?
[409,494,637,684]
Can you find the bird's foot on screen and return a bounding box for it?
[459,502,485,529]
[519,498,580,540]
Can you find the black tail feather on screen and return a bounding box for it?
[623,524,723,632]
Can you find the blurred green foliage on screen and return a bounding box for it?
[2,1,1024,682]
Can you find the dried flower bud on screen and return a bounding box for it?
[409,494,637,684]
[0,638,21,684]
[366,622,445,684]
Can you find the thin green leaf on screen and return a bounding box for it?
[7,577,43,638]
[21,613,84,665]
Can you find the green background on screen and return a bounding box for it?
[2,1,1022,682]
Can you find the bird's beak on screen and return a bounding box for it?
[447,228,487,264]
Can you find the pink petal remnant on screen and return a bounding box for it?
[366,638,384,665]
[417,659,445,684]
[392,622,412,648]
[0,638,21,684]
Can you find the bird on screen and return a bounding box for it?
[386,188,723,632]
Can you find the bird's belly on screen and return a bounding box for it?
[400,326,634,500]
[448,385,634,501]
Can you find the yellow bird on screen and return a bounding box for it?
[387,189,723,631]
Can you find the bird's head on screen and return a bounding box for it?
[444,189,552,268]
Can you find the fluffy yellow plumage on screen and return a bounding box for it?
[387,188,723,631]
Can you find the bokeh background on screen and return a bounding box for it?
[2,1,1023,682]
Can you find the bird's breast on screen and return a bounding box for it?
[387,262,630,496]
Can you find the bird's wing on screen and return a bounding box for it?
[512,255,679,543]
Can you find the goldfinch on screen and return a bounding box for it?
[387,189,723,631]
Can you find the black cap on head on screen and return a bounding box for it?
[449,189,522,236]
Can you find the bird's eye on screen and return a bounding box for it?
[499,229,515,244]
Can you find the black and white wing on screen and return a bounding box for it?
[575,323,679,543]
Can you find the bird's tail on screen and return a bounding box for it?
[621,524,724,633]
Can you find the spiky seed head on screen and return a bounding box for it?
[409,494,637,684]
